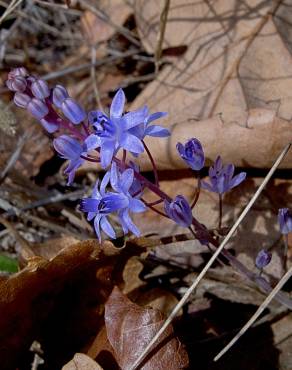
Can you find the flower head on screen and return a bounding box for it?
[201,156,246,194]
[53,134,99,185]
[89,88,168,168]
[255,249,272,269]
[176,138,205,171]
[80,162,146,240]
[164,195,192,228]
[278,208,292,235]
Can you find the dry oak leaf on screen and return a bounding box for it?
[104,286,189,370]
[0,240,120,370]
[130,0,292,170]
[62,353,104,370]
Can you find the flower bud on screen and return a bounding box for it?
[61,98,86,124]
[8,67,28,79]
[176,138,205,171]
[164,195,192,227]
[27,98,49,120]
[278,208,292,234]
[52,85,69,108]
[255,249,272,269]
[6,76,27,92]
[31,79,50,99]
[14,92,31,108]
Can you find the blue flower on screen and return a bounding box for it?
[201,156,246,194]
[88,89,168,168]
[53,134,99,185]
[278,208,292,235]
[164,195,192,227]
[80,163,146,240]
[255,249,272,269]
[110,162,146,236]
[176,138,205,171]
[80,173,126,241]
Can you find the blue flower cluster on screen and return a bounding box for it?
[80,163,146,241]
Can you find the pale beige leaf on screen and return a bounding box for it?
[62,353,104,370]
[129,0,292,170]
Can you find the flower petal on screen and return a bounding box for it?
[119,133,144,154]
[123,106,148,130]
[83,134,100,152]
[53,135,82,160]
[146,111,167,124]
[229,172,246,189]
[100,216,116,239]
[120,209,140,236]
[120,168,134,193]
[100,140,116,168]
[110,88,125,118]
[80,198,99,213]
[110,162,120,191]
[145,125,170,137]
[94,215,102,242]
[129,198,146,213]
[100,172,110,196]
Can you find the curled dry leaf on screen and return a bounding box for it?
[62,353,104,370]
[0,240,123,370]
[105,286,189,370]
[129,0,292,170]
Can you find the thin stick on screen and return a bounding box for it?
[155,0,170,73]
[128,143,291,370]
[214,266,292,362]
[91,47,103,111]
[191,176,201,209]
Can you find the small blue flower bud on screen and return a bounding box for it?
[61,98,86,124]
[14,92,31,108]
[255,249,272,269]
[52,85,69,108]
[278,208,292,235]
[177,138,205,171]
[31,79,50,99]
[164,195,192,227]
[27,98,49,120]
[6,76,27,92]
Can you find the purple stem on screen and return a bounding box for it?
[143,140,159,187]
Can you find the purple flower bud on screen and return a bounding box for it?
[164,195,192,227]
[176,138,205,171]
[14,92,31,108]
[31,79,50,99]
[6,76,27,92]
[52,85,69,108]
[278,208,292,235]
[61,98,86,124]
[8,67,28,79]
[27,98,49,120]
[255,249,272,269]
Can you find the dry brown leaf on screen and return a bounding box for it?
[129,0,292,170]
[81,0,132,44]
[0,240,123,370]
[62,353,104,370]
[104,286,189,370]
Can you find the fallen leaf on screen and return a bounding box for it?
[129,0,292,170]
[81,1,132,44]
[62,353,104,370]
[0,240,122,370]
[104,286,189,369]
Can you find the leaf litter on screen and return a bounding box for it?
[0,1,291,369]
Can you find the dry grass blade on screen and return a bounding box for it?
[214,266,292,362]
[154,0,170,73]
[128,143,291,370]
[0,0,24,25]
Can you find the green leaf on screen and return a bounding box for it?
[0,254,18,273]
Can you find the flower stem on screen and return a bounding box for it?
[191,176,201,209]
[218,193,223,230]
[143,140,159,186]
